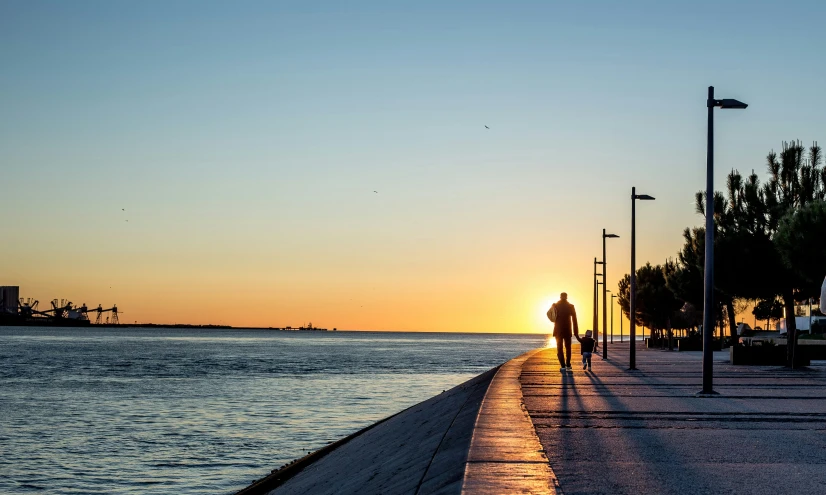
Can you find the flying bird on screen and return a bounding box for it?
[373,190,378,193]
[485,125,489,129]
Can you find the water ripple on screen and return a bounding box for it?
[0,327,543,494]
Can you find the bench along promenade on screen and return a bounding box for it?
[236,343,826,495]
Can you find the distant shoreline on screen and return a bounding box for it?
[0,322,330,331]
[0,323,560,335]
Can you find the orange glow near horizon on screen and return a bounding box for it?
[6,233,754,333]
[8,266,596,333]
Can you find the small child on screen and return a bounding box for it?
[575,330,596,370]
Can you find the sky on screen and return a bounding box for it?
[1,0,825,332]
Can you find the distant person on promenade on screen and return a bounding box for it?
[547,292,579,371]
[575,330,596,371]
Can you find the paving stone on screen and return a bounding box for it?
[522,343,826,495]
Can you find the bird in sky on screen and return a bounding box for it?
[484,125,489,129]
[122,208,125,211]
[374,190,378,193]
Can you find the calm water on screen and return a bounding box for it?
[0,327,546,494]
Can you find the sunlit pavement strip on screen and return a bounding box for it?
[521,344,826,495]
[462,349,559,495]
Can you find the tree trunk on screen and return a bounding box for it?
[783,290,798,368]
[725,300,737,347]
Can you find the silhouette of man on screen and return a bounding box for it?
[547,292,579,371]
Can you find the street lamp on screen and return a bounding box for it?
[593,257,604,348]
[603,230,620,359]
[702,86,747,394]
[631,187,655,370]
[608,290,615,343]
[597,278,604,343]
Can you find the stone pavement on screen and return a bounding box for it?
[521,343,826,495]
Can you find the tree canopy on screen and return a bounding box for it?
[618,263,684,331]
[775,200,826,298]
[629,140,824,363]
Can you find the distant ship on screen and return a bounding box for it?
[281,322,329,332]
[0,312,91,327]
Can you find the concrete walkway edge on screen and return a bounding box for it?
[461,348,559,495]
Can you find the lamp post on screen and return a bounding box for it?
[609,291,615,343]
[620,302,623,343]
[597,280,604,326]
[593,258,597,342]
[603,229,620,359]
[593,258,604,348]
[630,187,655,370]
[702,86,747,394]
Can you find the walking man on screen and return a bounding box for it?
[547,292,579,371]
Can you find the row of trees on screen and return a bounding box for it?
[617,141,826,366]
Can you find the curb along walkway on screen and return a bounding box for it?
[462,348,559,494]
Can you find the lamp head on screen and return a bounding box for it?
[604,233,620,238]
[716,98,748,109]
[634,194,655,201]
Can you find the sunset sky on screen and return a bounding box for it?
[2,1,825,332]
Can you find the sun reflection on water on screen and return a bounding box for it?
[544,335,557,348]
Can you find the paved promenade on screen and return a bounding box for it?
[237,344,826,495]
[522,343,826,495]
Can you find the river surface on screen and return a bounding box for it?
[0,327,547,494]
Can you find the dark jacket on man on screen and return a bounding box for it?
[550,299,579,338]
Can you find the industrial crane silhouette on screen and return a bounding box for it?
[17,298,74,319]
[17,298,40,318]
[11,296,121,325]
[41,300,120,324]
[41,299,75,319]
[89,304,119,325]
